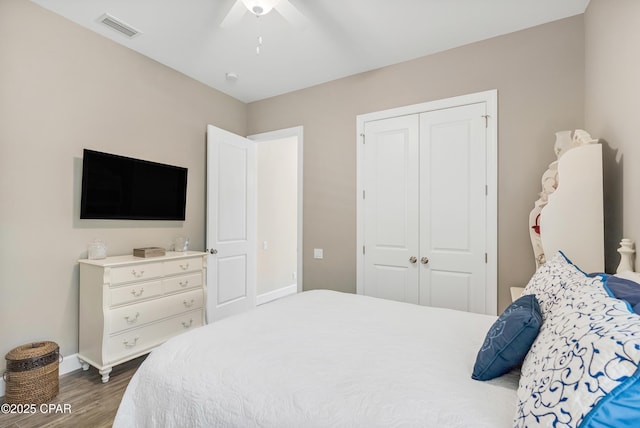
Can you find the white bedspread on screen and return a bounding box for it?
[114,290,518,427]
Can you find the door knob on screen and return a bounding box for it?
[209,248,218,255]
[421,257,429,264]
[409,256,417,264]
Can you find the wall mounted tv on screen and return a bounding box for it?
[80,149,187,220]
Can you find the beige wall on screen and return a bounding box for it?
[248,16,586,312]
[256,137,298,295]
[584,0,640,271]
[0,0,246,361]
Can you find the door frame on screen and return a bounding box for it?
[248,126,304,295]
[355,90,498,315]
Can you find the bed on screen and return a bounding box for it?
[114,131,640,427]
[115,290,518,427]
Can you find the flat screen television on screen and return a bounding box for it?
[80,149,187,220]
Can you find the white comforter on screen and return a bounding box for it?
[114,290,518,427]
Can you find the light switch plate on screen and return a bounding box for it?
[313,248,323,259]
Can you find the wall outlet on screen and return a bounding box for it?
[313,248,323,259]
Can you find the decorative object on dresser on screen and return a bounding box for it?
[87,239,107,260]
[173,236,189,252]
[78,251,207,383]
[132,247,166,258]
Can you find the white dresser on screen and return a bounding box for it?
[78,251,207,382]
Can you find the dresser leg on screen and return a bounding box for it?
[78,357,90,371]
[99,367,112,383]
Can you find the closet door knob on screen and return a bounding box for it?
[409,256,417,264]
[421,257,429,264]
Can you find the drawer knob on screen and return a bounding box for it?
[179,263,189,270]
[130,288,144,297]
[183,299,195,308]
[182,319,193,329]
[123,337,139,349]
[124,312,140,324]
[131,269,145,278]
[179,280,189,287]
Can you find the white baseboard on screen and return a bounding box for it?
[256,283,297,306]
[1,353,82,399]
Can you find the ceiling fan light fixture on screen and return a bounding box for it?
[241,0,280,16]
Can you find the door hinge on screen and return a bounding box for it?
[485,253,488,263]
[363,245,366,255]
[360,133,365,144]
[482,115,489,128]
[485,185,488,196]
[363,190,365,199]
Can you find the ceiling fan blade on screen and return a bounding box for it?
[274,0,309,28]
[220,1,247,28]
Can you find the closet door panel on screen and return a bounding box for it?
[427,121,471,251]
[419,103,487,313]
[363,115,420,304]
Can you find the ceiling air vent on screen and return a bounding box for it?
[98,13,141,38]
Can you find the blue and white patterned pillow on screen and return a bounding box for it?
[521,251,601,320]
[515,258,640,427]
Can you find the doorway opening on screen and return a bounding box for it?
[249,127,304,305]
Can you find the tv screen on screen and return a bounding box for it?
[80,149,187,220]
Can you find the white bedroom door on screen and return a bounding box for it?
[362,102,489,313]
[206,124,256,322]
[418,103,487,313]
[362,115,420,303]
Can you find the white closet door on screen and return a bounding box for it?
[418,103,487,313]
[363,115,420,303]
[206,125,256,322]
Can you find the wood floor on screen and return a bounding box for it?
[1,356,145,428]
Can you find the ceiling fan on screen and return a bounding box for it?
[220,0,308,28]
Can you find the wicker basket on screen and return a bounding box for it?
[3,341,61,404]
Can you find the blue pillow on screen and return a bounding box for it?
[472,294,542,381]
[580,369,640,428]
[602,275,640,314]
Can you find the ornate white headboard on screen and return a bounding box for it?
[529,130,604,273]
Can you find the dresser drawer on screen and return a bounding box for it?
[110,280,163,307]
[106,309,203,364]
[164,258,201,276]
[109,289,204,334]
[110,262,163,285]
[163,272,203,294]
